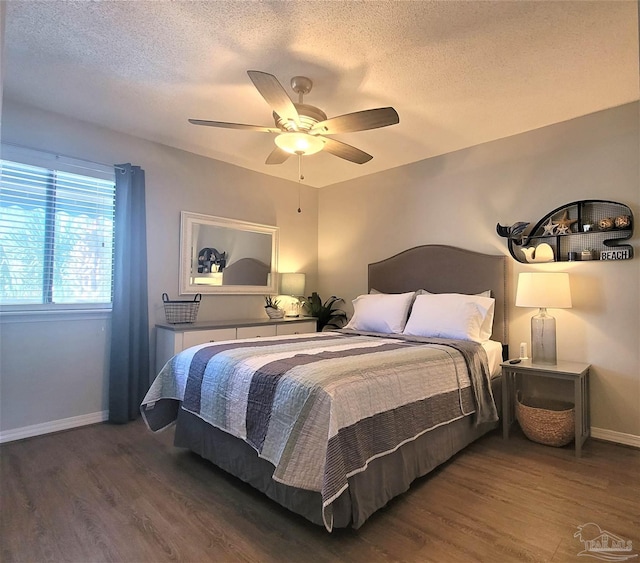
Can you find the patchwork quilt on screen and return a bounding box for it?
[141,330,497,529]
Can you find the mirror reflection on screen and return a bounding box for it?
[179,212,279,295]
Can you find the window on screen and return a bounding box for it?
[0,159,116,306]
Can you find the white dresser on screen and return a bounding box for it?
[155,317,317,374]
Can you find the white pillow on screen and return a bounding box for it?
[402,293,496,342]
[345,292,415,334]
[415,291,494,340]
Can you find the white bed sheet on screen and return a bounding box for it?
[482,339,504,378]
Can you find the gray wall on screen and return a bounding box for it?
[318,102,639,437]
[0,100,318,434]
[1,99,638,441]
[0,313,110,430]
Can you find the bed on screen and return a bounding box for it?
[142,245,508,531]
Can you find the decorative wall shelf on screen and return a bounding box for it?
[497,200,634,263]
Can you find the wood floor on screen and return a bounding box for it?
[1,420,638,563]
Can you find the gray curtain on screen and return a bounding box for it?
[109,163,150,423]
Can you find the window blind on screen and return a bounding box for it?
[0,159,116,305]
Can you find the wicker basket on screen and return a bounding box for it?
[516,393,575,447]
[162,293,201,324]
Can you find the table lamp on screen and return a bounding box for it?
[280,273,306,317]
[515,272,572,365]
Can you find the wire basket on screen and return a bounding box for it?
[516,392,574,447]
[162,293,201,324]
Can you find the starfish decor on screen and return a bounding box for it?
[542,218,557,236]
[555,210,578,234]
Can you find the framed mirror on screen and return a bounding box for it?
[179,211,279,295]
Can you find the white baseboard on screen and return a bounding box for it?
[0,411,109,444]
[591,427,640,448]
[1,414,637,449]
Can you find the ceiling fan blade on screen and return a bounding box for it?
[321,137,373,164]
[188,119,280,133]
[310,107,399,135]
[265,147,292,165]
[247,70,300,126]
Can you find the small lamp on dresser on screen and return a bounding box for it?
[515,272,572,365]
[280,273,306,317]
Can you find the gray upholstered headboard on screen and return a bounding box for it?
[368,245,508,345]
[222,257,270,286]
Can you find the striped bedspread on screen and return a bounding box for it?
[141,330,497,529]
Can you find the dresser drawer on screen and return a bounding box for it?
[155,318,317,376]
[182,328,237,349]
[276,321,317,335]
[237,325,277,339]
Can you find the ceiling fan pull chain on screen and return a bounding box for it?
[297,154,303,213]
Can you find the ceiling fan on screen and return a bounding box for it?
[189,70,399,166]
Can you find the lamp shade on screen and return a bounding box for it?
[280,273,306,296]
[515,273,572,309]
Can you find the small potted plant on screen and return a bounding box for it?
[264,296,284,319]
[303,292,347,331]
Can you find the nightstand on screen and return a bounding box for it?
[501,359,591,457]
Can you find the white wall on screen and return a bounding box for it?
[0,100,318,436]
[319,103,639,438]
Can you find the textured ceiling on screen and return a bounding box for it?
[3,1,639,188]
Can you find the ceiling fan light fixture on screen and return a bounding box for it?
[275,132,324,156]
[189,71,399,168]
